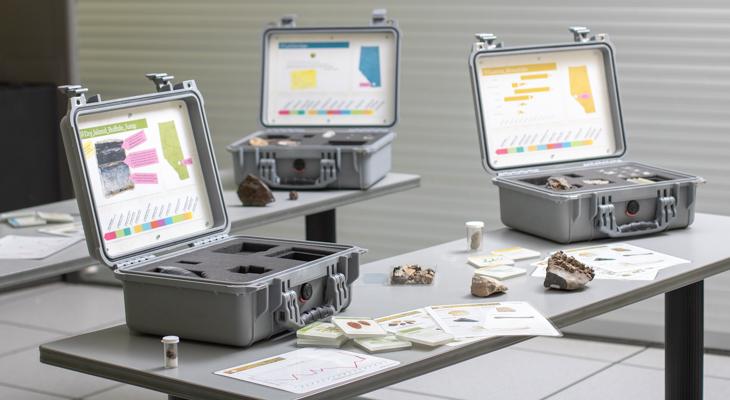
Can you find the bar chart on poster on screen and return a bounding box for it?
[76,100,213,258]
[476,48,617,169]
[265,31,397,126]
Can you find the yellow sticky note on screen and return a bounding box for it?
[83,141,94,157]
[290,69,317,90]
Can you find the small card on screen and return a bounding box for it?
[7,216,47,228]
[354,335,412,353]
[37,212,75,223]
[0,211,35,222]
[491,246,541,261]
[475,265,526,280]
[395,326,454,347]
[332,317,388,338]
[296,321,345,341]
[296,336,348,349]
[467,254,514,268]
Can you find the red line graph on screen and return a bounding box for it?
[271,355,368,382]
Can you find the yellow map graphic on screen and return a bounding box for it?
[82,141,95,157]
[568,66,595,113]
[290,69,317,90]
[159,121,189,180]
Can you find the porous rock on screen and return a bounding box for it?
[544,251,595,290]
[546,176,572,191]
[237,174,275,206]
[391,264,435,285]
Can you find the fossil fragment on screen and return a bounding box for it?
[391,264,435,285]
[249,137,269,147]
[237,174,275,206]
[471,274,508,297]
[289,191,299,200]
[544,251,595,290]
[546,176,572,191]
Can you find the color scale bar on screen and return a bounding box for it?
[278,109,374,116]
[103,211,193,241]
[496,139,593,155]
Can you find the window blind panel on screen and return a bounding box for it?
[77,0,730,348]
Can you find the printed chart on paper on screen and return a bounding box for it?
[476,48,617,168]
[215,348,399,394]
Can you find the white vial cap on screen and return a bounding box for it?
[465,221,485,229]
[161,336,179,344]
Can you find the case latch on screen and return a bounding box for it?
[370,8,391,26]
[474,33,503,51]
[279,14,297,28]
[58,85,89,106]
[145,73,175,92]
[569,26,609,43]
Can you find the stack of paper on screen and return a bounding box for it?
[354,335,412,353]
[395,326,454,347]
[296,322,347,348]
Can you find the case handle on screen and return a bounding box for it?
[257,151,339,189]
[595,192,678,238]
[279,272,350,330]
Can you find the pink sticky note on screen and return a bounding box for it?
[130,172,158,184]
[180,157,193,166]
[122,130,147,150]
[125,148,159,168]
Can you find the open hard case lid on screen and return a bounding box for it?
[58,74,229,268]
[260,9,400,129]
[469,27,627,175]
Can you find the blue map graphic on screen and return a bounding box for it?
[358,46,381,87]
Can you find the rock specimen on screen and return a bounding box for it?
[544,251,595,290]
[546,176,572,191]
[391,264,435,285]
[471,274,508,297]
[237,174,275,206]
[289,191,299,200]
[249,137,269,147]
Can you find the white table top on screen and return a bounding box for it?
[39,213,730,400]
[0,173,420,289]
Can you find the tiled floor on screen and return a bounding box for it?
[1,282,729,399]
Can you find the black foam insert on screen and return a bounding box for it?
[131,238,340,283]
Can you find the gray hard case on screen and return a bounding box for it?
[58,74,363,346]
[469,28,703,243]
[227,10,400,189]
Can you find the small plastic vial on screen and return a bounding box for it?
[466,221,485,252]
[161,336,179,369]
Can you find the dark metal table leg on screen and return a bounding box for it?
[665,280,703,400]
[305,209,336,242]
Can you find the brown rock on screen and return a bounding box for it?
[391,264,435,285]
[544,251,595,290]
[546,176,572,191]
[471,274,508,297]
[289,191,299,200]
[249,137,269,147]
[237,174,275,207]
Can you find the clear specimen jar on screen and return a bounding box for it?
[162,335,179,369]
[466,221,485,252]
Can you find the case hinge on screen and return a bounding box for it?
[569,26,609,43]
[116,254,157,269]
[145,72,175,92]
[190,234,229,248]
[473,33,503,52]
[498,168,541,178]
[582,159,623,168]
[279,14,297,28]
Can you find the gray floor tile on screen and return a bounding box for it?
[0,384,66,400]
[84,384,167,400]
[622,348,730,379]
[360,347,609,400]
[0,282,66,305]
[0,347,117,398]
[0,283,124,334]
[512,336,645,362]
[549,364,730,400]
[0,322,63,356]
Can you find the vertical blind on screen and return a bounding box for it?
[76,0,730,348]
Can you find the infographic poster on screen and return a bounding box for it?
[476,48,617,169]
[265,31,396,126]
[77,100,213,258]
